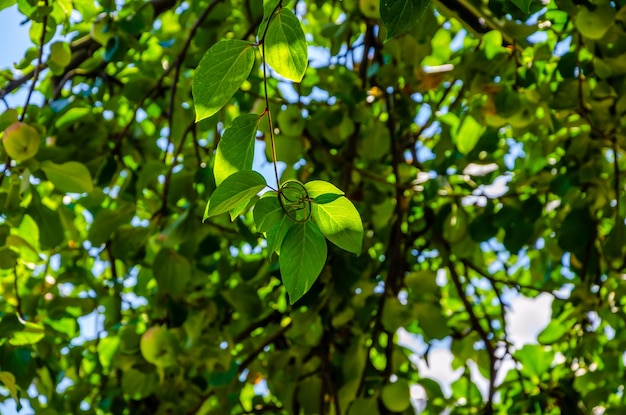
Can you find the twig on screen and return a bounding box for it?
[13,265,27,324]
[187,321,292,415]
[156,120,196,223]
[446,261,496,414]
[163,0,222,163]
[258,2,284,189]
[340,22,375,191]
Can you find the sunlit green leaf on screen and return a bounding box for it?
[193,40,256,122]
[264,9,308,82]
[203,171,267,220]
[304,180,344,198]
[310,196,363,254]
[9,321,45,346]
[455,114,485,155]
[0,0,16,12]
[40,160,94,193]
[515,344,554,378]
[0,371,19,406]
[214,113,260,186]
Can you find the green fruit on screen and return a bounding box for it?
[506,100,535,129]
[575,4,615,40]
[359,0,380,19]
[380,380,411,413]
[140,326,178,368]
[2,122,40,161]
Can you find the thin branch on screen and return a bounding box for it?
[613,136,621,217]
[384,91,406,296]
[21,4,49,115]
[163,0,222,163]
[446,261,496,415]
[156,120,195,223]
[340,21,375,191]
[13,265,27,324]
[188,321,293,415]
[258,2,284,189]
[320,333,339,414]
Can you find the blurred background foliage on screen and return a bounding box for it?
[0,0,626,414]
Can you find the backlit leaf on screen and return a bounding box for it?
[40,161,94,193]
[193,40,256,122]
[214,113,260,186]
[455,114,485,155]
[310,196,363,254]
[203,171,267,220]
[265,9,308,82]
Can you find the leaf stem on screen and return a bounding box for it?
[259,3,283,189]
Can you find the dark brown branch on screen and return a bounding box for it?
[187,321,293,415]
[446,261,496,415]
[21,1,48,120]
[340,22,375,191]
[163,0,222,162]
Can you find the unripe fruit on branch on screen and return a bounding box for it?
[1,122,40,161]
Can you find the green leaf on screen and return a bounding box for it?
[0,0,16,12]
[27,194,65,250]
[10,321,45,346]
[511,0,533,13]
[214,113,260,186]
[48,41,72,72]
[380,0,430,40]
[153,248,191,295]
[203,171,267,220]
[265,9,308,82]
[267,216,295,254]
[515,344,554,378]
[310,196,363,254]
[482,30,504,60]
[257,0,281,38]
[121,368,158,400]
[254,193,285,232]
[193,40,256,122]
[0,246,18,269]
[0,371,19,406]
[279,221,327,303]
[40,161,94,193]
[87,203,136,246]
[304,180,344,198]
[455,114,485,155]
[537,319,573,344]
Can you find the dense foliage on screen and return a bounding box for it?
[1,0,626,414]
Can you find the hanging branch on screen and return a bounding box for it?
[163,0,223,163]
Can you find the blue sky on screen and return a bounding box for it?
[0,5,32,108]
